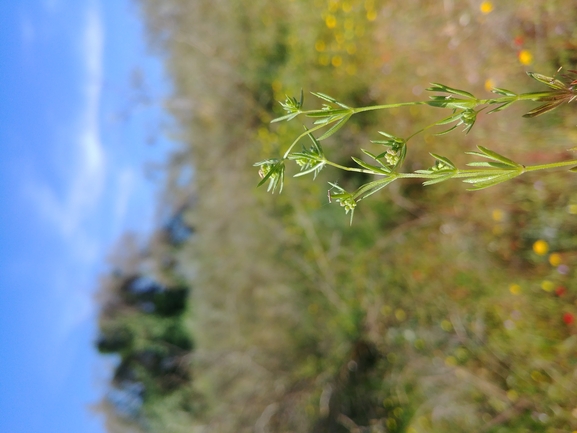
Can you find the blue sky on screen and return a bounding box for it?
[0,1,175,432]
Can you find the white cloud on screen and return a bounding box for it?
[22,6,106,351]
[28,6,105,245]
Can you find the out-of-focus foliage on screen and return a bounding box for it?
[95,0,577,432]
[94,208,199,432]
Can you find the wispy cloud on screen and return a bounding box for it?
[18,5,109,390]
[28,6,105,247]
[23,6,106,348]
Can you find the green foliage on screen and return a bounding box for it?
[257,70,577,222]
[94,225,195,429]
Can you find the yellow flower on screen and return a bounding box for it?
[480,1,493,14]
[532,239,548,255]
[325,14,337,29]
[549,253,562,267]
[518,49,533,65]
[509,284,521,295]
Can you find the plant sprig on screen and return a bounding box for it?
[255,70,577,222]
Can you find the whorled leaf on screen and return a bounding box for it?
[465,146,521,168]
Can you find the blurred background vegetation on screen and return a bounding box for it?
[94,1,577,432]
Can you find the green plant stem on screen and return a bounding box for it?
[479,92,558,104]
[298,91,558,118]
[325,158,577,179]
[523,158,577,172]
[283,91,562,158]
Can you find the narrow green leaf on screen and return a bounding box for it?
[313,117,331,125]
[313,113,346,124]
[569,166,577,172]
[444,86,475,98]
[426,83,447,91]
[435,124,458,136]
[377,131,395,139]
[487,162,517,169]
[465,151,486,159]
[447,100,478,109]
[353,178,395,200]
[361,149,391,170]
[423,174,454,185]
[430,153,456,169]
[435,112,462,125]
[304,127,323,150]
[271,113,299,123]
[361,149,379,160]
[427,83,475,98]
[462,174,503,184]
[257,170,274,187]
[465,171,521,190]
[310,92,350,108]
[487,101,515,114]
[317,113,352,140]
[465,146,519,167]
[311,92,338,103]
[466,162,493,167]
[466,161,513,169]
[427,99,451,108]
[351,157,389,174]
[477,146,520,167]
[293,163,324,177]
[491,87,517,96]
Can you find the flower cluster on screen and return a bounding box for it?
[328,183,357,224]
[254,159,285,194]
